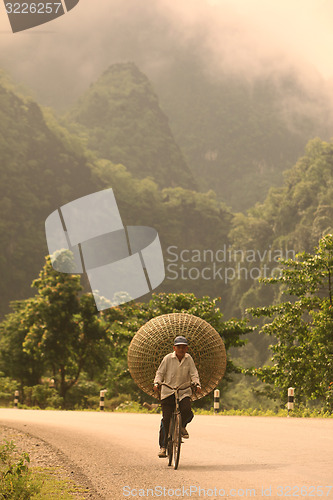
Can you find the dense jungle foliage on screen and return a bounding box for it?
[0,63,332,410]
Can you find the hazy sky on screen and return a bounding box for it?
[1,0,333,108]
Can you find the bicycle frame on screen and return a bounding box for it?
[159,382,194,469]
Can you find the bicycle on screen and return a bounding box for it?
[159,382,195,470]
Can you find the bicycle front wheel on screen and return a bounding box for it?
[172,413,182,470]
[167,416,175,467]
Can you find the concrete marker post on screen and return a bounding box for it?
[14,390,19,409]
[214,389,220,413]
[287,387,294,417]
[100,389,107,411]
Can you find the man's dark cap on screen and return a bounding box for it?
[174,336,188,346]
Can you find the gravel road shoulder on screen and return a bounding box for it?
[0,424,104,499]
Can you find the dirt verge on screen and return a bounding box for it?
[0,424,104,499]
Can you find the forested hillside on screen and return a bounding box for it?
[0,76,96,316]
[67,63,196,191]
[0,70,233,318]
[153,55,333,210]
[228,137,333,316]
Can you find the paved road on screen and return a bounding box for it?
[0,409,332,499]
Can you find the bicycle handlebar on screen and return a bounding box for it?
[158,382,196,391]
[154,382,199,404]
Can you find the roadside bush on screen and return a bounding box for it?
[0,376,16,408]
[65,379,101,409]
[106,394,133,411]
[115,400,151,413]
[0,440,40,499]
[23,385,63,409]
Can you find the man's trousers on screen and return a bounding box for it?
[159,394,193,448]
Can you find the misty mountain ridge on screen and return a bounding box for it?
[66,59,333,212]
[151,54,333,211]
[67,62,196,191]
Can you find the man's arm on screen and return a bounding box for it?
[189,356,201,393]
[153,355,167,388]
[153,356,167,394]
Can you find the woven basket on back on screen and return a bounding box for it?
[127,313,227,400]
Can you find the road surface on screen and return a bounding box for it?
[0,409,332,499]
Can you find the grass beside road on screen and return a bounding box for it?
[30,467,90,499]
[194,407,333,418]
[4,400,333,417]
[0,437,91,499]
[113,400,333,417]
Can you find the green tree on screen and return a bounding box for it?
[0,299,45,388]
[99,302,140,398]
[23,254,82,401]
[0,253,109,404]
[247,234,333,410]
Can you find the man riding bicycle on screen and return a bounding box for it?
[153,336,201,458]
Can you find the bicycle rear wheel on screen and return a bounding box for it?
[172,413,182,470]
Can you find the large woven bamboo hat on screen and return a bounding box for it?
[127,313,227,400]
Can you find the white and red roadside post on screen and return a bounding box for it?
[287,387,295,416]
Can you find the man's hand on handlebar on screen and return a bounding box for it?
[153,383,160,394]
[194,383,202,394]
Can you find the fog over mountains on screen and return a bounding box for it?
[0,1,332,207]
[1,1,332,210]
[1,0,333,108]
